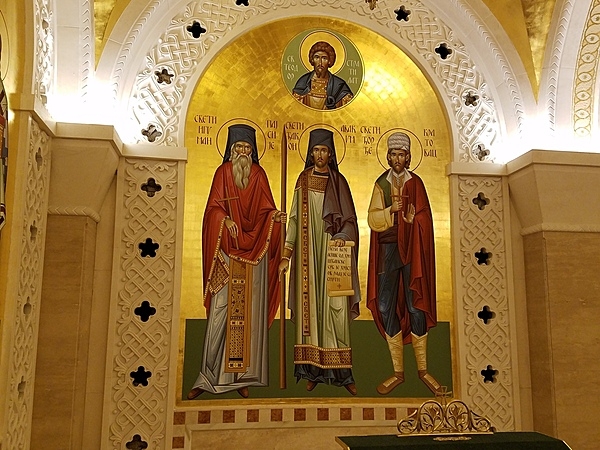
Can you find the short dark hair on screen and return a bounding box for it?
[309,41,336,67]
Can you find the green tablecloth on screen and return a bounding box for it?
[336,432,571,449]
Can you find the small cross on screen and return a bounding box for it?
[130,366,152,387]
[216,187,240,249]
[475,247,492,265]
[365,0,378,10]
[141,124,162,143]
[435,43,453,60]
[435,386,452,406]
[473,144,490,161]
[126,435,148,450]
[394,5,411,21]
[141,178,162,197]
[139,238,159,258]
[472,192,490,210]
[481,365,498,383]
[154,68,174,84]
[134,300,157,322]
[464,91,479,107]
[186,21,206,39]
[477,305,495,324]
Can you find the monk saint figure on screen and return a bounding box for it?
[279,128,360,395]
[187,124,285,399]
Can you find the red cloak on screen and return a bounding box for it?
[202,162,281,326]
[366,171,437,344]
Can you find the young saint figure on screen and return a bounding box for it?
[366,131,442,396]
[187,124,285,399]
[279,128,360,395]
[292,41,353,110]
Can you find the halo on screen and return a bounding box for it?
[299,31,346,74]
[376,128,424,171]
[216,118,266,160]
[297,124,347,165]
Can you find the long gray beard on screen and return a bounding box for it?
[231,152,252,190]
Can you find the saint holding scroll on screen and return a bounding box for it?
[278,128,360,395]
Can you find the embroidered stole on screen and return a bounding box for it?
[224,258,253,372]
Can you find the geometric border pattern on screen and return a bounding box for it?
[121,0,504,162]
[453,175,517,431]
[573,0,600,137]
[4,117,51,450]
[170,405,417,449]
[103,158,182,449]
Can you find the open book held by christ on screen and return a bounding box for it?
[326,241,355,297]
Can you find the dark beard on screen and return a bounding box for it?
[231,152,252,189]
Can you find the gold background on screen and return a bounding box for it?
[182,17,452,323]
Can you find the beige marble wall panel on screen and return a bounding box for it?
[522,232,556,436]
[81,179,116,449]
[190,426,398,450]
[31,215,97,449]
[544,231,600,449]
[508,150,600,233]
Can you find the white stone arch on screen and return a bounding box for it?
[96,0,538,165]
[539,0,600,150]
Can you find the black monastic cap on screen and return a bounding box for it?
[304,128,338,171]
[222,123,260,165]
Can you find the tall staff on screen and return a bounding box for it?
[279,123,288,389]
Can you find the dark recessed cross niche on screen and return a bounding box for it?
[141,178,162,197]
[138,238,159,258]
[435,43,453,60]
[472,192,490,210]
[394,5,411,21]
[130,366,152,387]
[475,248,492,265]
[134,300,157,322]
[141,124,162,143]
[464,91,479,107]
[481,365,498,383]
[186,21,206,39]
[477,305,495,324]
[154,68,174,84]
[126,434,148,450]
[473,144,490,161]
[236,0,249,6]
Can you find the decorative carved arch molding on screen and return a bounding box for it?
[572,0,600,139]
[33,0,55,107]
[98,0,527,446]
[98,0,536,163]
[536,0,600,142]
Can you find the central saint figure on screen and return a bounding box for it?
[279,128,360,395]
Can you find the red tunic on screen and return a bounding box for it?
[366,172,437,344]
[202,162,282,326]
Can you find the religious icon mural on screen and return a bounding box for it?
[366,130,442,396]
[186,123,285,400]
[279,127,360,395]
[283,30,363,110]
[181,17,453,400]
